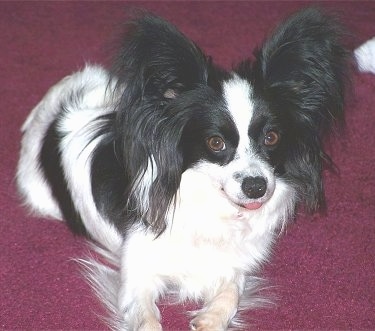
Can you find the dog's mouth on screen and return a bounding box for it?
[219,188,264,211]
[241,202,263,210]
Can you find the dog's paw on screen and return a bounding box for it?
[139,319,163,331]
[189,313,226,331]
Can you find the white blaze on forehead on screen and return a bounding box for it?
[223,77,254,151]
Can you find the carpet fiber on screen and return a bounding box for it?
[1,1,374,330]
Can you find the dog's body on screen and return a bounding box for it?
[17,8,347,330]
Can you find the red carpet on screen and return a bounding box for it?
[1,2,374,330]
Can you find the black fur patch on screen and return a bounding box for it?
[40,117,87,235]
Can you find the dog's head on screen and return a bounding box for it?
[111,9,348,234]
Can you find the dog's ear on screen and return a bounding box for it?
[111,14,208,105]
[253,7,347,129]
[111,14,211,235]
[252,7,349,211]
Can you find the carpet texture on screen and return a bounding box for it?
[1,2,374,330]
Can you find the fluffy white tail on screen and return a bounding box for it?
[76,242,125,330]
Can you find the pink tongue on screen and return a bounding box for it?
[243,202,263,210]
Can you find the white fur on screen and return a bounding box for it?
[355,37,375,74]
[130,156,158,222]
[17,66,296,330]
[223,76,254,153]
[116,167,295,330]
[203,76,277,208]
[17,75,73,219]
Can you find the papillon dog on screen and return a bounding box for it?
[16,7,348,331]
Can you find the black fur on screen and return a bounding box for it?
[238,7,348,212]
[40,115,87,235]
[93,14,228,235]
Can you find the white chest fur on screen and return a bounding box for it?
[122,170,279,301]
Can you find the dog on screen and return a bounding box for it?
[16,7,348,330]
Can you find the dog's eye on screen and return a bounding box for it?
[264,131,280,146]
[206,136,226,152]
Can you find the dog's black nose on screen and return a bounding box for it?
[241,176,267,199]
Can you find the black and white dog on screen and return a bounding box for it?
[17,7,348,330]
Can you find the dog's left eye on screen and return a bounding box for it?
[206,136,226,152]
[264,131,280,146]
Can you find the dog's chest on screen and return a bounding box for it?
[125,217,273,299]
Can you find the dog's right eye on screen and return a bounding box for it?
[206,136,226,152]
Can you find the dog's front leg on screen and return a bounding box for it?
[119,290,162,331]
[190,281,241,331]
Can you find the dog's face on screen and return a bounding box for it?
[112,12,347,233]
[177,77,278,211]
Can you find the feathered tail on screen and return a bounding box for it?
[77,242,125,330]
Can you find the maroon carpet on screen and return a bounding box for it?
[1,2,374,330]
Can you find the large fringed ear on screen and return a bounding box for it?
[252,7,349,212]
[110,14,211,235]
[253,7,348,133]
